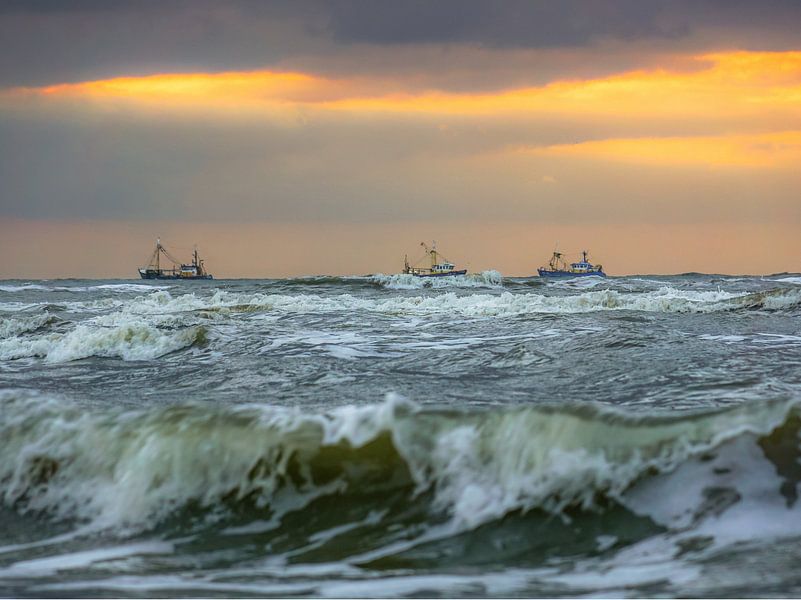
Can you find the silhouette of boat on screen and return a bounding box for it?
[403,242,467,277]
[538,250,605,278]
[138,239,213,280]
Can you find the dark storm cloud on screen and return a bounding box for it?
[322,1,682,47]
[0,0,317,86]
[1,0,801,86]
[320,0,801,48]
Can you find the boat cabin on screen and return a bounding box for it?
[180,264,200,277]
[570,261,593,273]
[431,262,456,274]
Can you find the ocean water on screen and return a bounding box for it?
[2,272,801,597]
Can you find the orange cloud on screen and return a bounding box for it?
[316,51,801,119]
[5,51,801,168]
[527,131,801,168]
[40,70,319,102]
[5,51,801,121]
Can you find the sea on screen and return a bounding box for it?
[2,272,801,598]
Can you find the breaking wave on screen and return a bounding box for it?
[0,283,170,293]
[774,276,801,285]
[372,270,504,289]
[0,322,205,362]
[1,391,798,537]
[0,284,53,292]
[0,313,56,339]
[109,285,801,318]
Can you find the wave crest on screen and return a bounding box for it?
[133,285,801,317]
[0,313,56,339]
[0,393,796,534]
[0,322,205,362]
[372,270,504,290]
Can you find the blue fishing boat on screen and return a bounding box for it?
[403,242,467,277]
[538,250,605,278]
[138,239,214,280]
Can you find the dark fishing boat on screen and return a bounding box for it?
[403,242,467,277]
[538,250,605,278]
[138,239,214,280]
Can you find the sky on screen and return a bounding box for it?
[1,0,801,277]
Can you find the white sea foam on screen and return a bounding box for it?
[0,313,54,339]
[0,283,170,294]
[0,322,204,362]
[110,285,793,319]
[372,270,503,290]
[753,333,801,346]
[0,541,173,577]
[0,284,52,292]
[699,334,747,343]
[91,284,171,292]
[265,330,400,360]
[547,276,608,289]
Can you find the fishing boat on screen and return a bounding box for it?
[403,242,467,277]
[538,250,606,278]
[138,239,214,280]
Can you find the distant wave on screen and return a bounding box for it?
[372,270,504,289]
[2,285,798,366]
[774,276,801,285]
[98,285,801,318]
[0,283,171,293]
[0,284,52,292]
[270,275,374,287]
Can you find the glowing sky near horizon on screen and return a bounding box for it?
[1,1,800,276]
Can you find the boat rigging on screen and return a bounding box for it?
[138,238,214,280]
[537,249,606,278]
[402,241,467,277]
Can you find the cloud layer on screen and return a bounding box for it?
[0,1,800,275]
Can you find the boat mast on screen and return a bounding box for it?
[420,241,438,269]
[151,239,184,274]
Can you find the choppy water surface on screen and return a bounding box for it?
[2,272,801,597]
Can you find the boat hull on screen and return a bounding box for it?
[412,270,468,278]
[537,268,605,278]
[139,270,213,280]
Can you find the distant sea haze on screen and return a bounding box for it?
[1,219,798,278]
